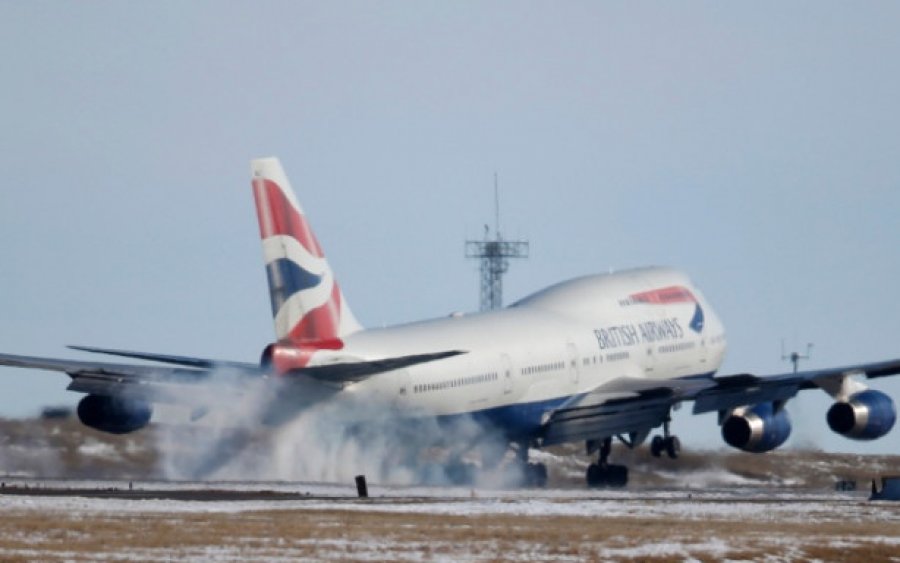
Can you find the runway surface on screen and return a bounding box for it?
[1,478,899,561]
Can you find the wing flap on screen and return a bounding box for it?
[541,395,674,446]
[540,376,714,446]
[66,373,187,403]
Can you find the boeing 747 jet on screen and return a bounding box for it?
[1,158,898,487]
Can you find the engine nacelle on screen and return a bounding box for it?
[77,394,152,434]
[827,390,896,440]
[721,402,791,453]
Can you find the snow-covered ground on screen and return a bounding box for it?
[3,492,895,524]
[1,480,899,561]
[0,478,893,521]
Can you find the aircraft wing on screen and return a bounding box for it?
[540,358,900,446]
[64,345,464,384]
[0,352,260,404]
[0,348,466,403]
[692,358,900,414]
[66,345,260,371]
[63,346,465,384]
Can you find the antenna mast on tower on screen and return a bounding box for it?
[782,340,814,374]
[465,174,529,311]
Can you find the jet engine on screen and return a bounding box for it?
[77,394,153,434]
[826,389,896,440]
[721,402,791,453]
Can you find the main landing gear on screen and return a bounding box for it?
[585,415,682,488]
[585,437,628,487]
[650,418,680,459]
[517,441,548,488]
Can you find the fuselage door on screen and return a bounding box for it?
[501,353,513,395]
[392,368,412,409]
[566,342,580,388]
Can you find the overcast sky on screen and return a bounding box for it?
[1,2,898,454]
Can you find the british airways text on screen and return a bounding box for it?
[593,318,684,350]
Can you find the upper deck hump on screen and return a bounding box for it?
[511,266,694,316]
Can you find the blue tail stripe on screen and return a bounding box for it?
[265,258,322,316]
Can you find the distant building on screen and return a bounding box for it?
[40,406,73,420]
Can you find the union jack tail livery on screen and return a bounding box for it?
[251,157,362,344]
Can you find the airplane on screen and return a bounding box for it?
[1,157,898,487]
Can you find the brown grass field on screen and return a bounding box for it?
[1,416,900,560]
[0,497,898,561]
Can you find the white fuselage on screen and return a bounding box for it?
[315,267,727,438]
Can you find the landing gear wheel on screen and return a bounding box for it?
[585,437,628,488]
[665,436,681,459]
[525,462,548,488]
[651,412,681,460]
[650,435,664,457]
[512,441,547,488]
[445,461,477,485]
[608,464,628,487]
[586,463,628,488]
[586,463,603,487]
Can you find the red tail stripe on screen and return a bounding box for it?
[252,178,324,258]
[287,283,343,343]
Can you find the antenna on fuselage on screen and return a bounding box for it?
[465,174,529,311]
[781,340,813,374]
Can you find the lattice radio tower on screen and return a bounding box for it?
[465,175,529,311]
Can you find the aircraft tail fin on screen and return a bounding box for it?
[251,157,362,344]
